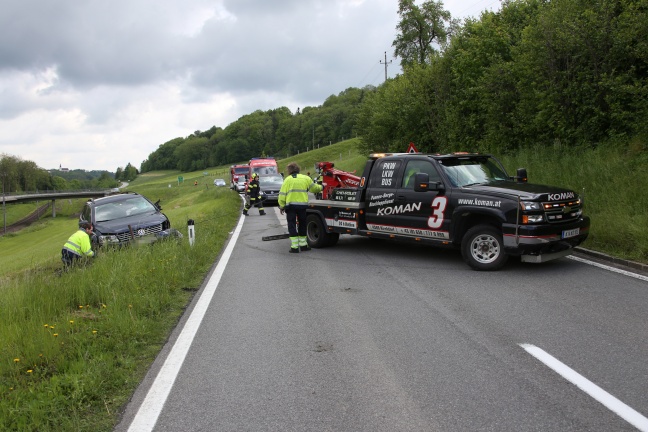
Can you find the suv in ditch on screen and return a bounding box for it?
[80,192,177,246]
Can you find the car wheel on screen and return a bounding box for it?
[306,214,339,248]
[461,224,508,271]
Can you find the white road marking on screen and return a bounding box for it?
[273,205,287,228]
[520,344,648,432]
[127,215,245,432]
[568,255,648,282]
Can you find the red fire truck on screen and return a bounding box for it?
[229,164,250,189]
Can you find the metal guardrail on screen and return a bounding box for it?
[1,188,107,196]
[1,189,113,203]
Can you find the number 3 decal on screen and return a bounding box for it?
[427,196,447,229]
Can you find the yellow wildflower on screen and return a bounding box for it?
[13,358,19,363]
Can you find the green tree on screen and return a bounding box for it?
[141,137,184,172]
[96,171,117,188]
[0,154,19,193]
[173,137,209,172]
[393,0,455,67]
[51,176,68,190]
[123,163,138,181]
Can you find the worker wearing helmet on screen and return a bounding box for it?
[278,162,323,253]
[61,221,95,267]
[243,172,265,216]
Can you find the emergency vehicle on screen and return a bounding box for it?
[249,157,279,177]
[304,152,590,271]
[229,164,250,189]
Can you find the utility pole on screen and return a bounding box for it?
[1,172,6,235]
[380,51,392,81]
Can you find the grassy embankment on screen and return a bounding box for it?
[0,138,645,431]
[2,201,41,227]
[0,166,242,431]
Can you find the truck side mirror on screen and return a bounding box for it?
[515,168,528,183]
[413,173,445,192]
[154,199,162,210]
[412,173,445,192]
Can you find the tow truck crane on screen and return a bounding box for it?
[314,162,361,200]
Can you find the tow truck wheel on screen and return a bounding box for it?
[306,214,339,248]
[461,225,508,271]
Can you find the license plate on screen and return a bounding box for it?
[562,228,580,239]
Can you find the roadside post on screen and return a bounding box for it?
[1,171,6,235]
[187,219,195,247]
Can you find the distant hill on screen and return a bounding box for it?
[49,169,115,181]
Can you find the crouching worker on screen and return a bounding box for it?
[278,162,323,253]
[61,221,95,268]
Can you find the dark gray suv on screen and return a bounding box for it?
[80,192,177,246]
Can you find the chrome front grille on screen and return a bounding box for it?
[116,223,164,242]
[543,200,582,224]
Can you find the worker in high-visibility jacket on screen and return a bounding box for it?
[61,221,95,267]
[243,173,265,216]
[278,162,323,253]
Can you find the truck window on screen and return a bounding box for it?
[368,160,402,188]
[401,160,441,188]
[440,157,508,187]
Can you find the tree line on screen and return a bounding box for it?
[0,154,119,193]
[140,88,368,173]
[357,0,647,154]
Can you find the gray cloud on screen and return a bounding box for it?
[0,0,498,171]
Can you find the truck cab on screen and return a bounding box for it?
[306,152,590,271]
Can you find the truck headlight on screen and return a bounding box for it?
[522,215,544,223]
[520,201,541,210]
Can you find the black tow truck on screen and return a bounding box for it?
[304,153,590,271]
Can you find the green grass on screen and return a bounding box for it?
[0,176,242,431]
[498,141,648,262]
[1,201,41,226]
[277,139,367,175]
[0,138,646,431]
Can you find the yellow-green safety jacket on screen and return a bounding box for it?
[278,174,323,208]
[63,229,94,257]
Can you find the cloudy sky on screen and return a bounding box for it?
[0,0,500,172]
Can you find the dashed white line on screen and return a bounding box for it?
[520,344,648,432]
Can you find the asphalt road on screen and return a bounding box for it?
[116,205,648,432]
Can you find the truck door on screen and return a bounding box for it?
[364,159,403,235]
[365,158,451,241]
[395,159,451,241]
